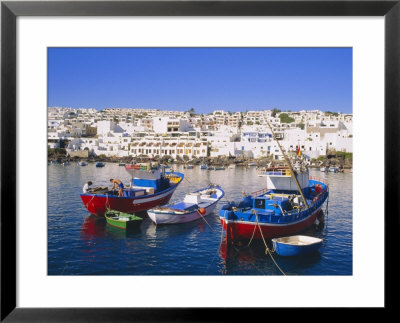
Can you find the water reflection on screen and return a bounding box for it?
[49,164,352,275]
[105,223,142,239]
[143,217,209,240]
[81,215,106,239]
[219,224,324,275]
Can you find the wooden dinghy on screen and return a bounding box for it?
[105,210,143,230]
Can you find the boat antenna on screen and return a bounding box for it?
[265,119,308,208]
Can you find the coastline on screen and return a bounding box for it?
[48,152,352,170]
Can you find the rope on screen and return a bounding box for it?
[246,210,258,247]
[184,176,195,185]
[253,210,287,276]
[84,193,96,209]
[204,217,226,274]
[325,189,329,217]
[105,193,111,212]
[197,210,216,232]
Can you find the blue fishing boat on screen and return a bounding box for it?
[272,235,323,256]
[77,161,87,166]
[96,162,105,167]
[219,120,329,242]
[200,164,208,170]
[214,166,225,170]
[219,168,329,240]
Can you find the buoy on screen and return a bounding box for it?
[198,207,206,215]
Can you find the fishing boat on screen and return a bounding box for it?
[200,164,208,170]
[184,164,194,169]
[77,161,87,166]
[215,166,225,170]
[105,210,143,230]
[207,166,215,170]
[320,167,327,172]
[96,162,105,167]
[118,162,126,166]
[329,167,339,173]
[80,162,184,216]
[219,120,329,241]
[220,169,329,240]
[147,184,224,225]
[272,235,323,256]
[248,162,257,166]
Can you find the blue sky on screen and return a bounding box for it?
[48,48,352,114]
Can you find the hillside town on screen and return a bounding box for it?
[48,107,353,165]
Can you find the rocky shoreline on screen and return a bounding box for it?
[49,151,352,170]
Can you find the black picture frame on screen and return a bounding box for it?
[1,0,397,321]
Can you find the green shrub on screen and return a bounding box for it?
[279,113,295,123]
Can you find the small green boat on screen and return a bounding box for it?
[105,210,143,230]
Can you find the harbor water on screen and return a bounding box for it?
[48,164,352,275]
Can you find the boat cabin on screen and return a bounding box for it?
[260,166,310,191]
[126,162,171,195]
[252,192,305,215]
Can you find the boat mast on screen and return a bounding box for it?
[265,119,308,207]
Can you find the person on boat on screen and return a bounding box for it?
[110,178,124,197]
[82,181,93,194]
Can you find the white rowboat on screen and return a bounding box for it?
[147,184,224,225]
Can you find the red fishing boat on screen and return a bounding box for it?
[80,163,184,216]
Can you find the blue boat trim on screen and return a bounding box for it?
[170,202,197,211]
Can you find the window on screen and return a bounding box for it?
[255,199,266,209]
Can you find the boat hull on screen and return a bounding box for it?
[105,214,143,230]
[148,202,217,225]
[81,188,177,216]
[80,170,185,217]
[219,177,328,241]
[220,208,321,240]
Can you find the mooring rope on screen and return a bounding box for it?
[197,210,216,232]
[325,190,329,217]
[246,210,258,247]
[84,193,96,209]
[105,193,111,212]
[253,210,287,276]
[204,218,226,274]
[184,176,194,185]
